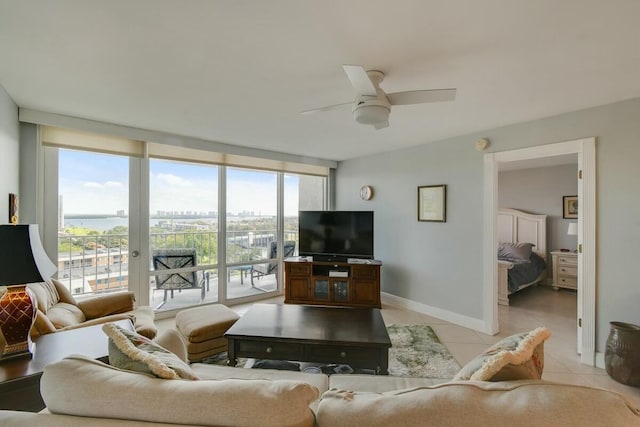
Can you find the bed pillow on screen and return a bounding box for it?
[453,327,550,381]
[103,322,199,380]
[498,242,535,262]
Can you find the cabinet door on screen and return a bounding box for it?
[352,279,379,306]
[352,265,378,279]
[288,263,311,276]
[332,280,350,303]
[313,279,331,301]
[288,277,310,301]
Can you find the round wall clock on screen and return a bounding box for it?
[359,185,374,201]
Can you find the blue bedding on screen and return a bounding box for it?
[503,252,547,293]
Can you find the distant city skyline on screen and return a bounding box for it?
[63,207,275,218]
[59,149,300,216]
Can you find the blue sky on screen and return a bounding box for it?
[59,149,300,216]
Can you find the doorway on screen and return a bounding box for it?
[482,138,596,365]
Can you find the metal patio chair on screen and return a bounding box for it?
[250,240,296,287]
[152,248,209,304]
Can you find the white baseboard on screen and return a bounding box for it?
[381,292,485,333]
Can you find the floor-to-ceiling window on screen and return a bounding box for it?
[56,149,131,296]
[41,126,329,315]
[148,159,219,311]
[225,168,278,298]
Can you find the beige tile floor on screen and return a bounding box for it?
[157,285,640,407]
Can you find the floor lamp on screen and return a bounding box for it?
[0,224,56,361]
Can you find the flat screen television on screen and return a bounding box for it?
[298,211,374,262]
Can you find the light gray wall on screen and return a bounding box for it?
[0,84,19,224]
[499,163,579,276]
[19,123,38,224]
[335,97,640,352]
[336,134,484,318]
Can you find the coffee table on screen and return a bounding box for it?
[225,304,392,374]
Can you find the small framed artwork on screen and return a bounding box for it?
[8,193,18,224]
[563,195,578,219]
[418,185,446,222]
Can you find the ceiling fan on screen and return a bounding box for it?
[301,65,457,130]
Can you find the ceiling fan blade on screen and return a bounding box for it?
[387,88,457,105]
[300,102,352,115]
[342,65,378,96]
[374,120,389,130]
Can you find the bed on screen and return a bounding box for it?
[497,208,547,306]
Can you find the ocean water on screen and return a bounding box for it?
[63,217,130,231]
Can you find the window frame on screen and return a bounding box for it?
[40,132,330,318]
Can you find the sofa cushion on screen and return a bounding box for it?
[41,355,319,427]
[454,327,550,381]
[51,278,79,305]
[191,363,329,393]
[46,302,86,328]
[103,323,197,380]
[27,281,60,314]
[316,380,640,427]
[0,410,192,426]
[191,362,329,413]
[328,374,448,393]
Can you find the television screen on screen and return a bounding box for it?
[298,211,374,260]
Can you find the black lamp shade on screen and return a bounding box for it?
[0,225,57,286]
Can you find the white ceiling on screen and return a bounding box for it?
[1,1,639,162]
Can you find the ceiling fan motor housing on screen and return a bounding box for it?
[352,96,391,125]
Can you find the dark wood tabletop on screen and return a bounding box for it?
[227,303,390,345]
[225,304,391,374]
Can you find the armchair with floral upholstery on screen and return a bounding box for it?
[27,279,156,339]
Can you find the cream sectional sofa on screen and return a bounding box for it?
[0,354,639,426]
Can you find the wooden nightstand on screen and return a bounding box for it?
[551,251,578,290]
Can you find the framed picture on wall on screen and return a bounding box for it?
[418,185,446,222]
[563,195,578,219]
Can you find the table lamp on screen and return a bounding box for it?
[0,224,56,361]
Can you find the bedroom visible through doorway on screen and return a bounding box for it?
[483,138,596,366]
[497,161,578,361]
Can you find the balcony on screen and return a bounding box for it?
[57,230,297,312]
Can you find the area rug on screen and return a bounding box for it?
[205,324,459,379]
[386,324,460,378]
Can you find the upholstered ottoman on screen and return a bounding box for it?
[175,304,240,362]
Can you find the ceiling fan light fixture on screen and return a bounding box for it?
[301,64,457,129]
[352,104,390,125]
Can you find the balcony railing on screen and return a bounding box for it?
[57,229,298,296]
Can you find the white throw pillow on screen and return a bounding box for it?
[103,322,198,380]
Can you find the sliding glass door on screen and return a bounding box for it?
[225,168,278,298]
[148,159,219,311]
[56,149,131,296]
[43,130,328,315]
